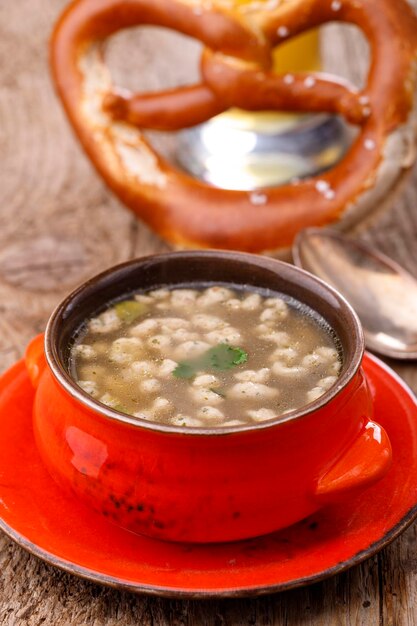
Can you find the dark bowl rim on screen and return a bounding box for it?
[45,250,365,436]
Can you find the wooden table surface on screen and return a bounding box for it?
[1,2,417,624]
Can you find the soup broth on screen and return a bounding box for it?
[70,285,342,427]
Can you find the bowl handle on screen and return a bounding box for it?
[314,421,392,501]
[24,334,46,388]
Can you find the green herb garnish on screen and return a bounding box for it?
[173,343,248,379]
[114,300,148,323]
[208,344,248,370]
[173,362,195,379]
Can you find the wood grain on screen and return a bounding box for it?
[1,1,417,624]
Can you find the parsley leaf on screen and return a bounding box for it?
[208,344,248,370]
[173,362,195,379]
[173,343,248,379]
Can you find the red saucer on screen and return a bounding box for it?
[0,354,416,598]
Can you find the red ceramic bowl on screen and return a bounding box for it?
[25,251,392,543]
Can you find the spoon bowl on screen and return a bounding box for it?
[293,228,417,360]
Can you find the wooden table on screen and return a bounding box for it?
[1,2,417,624]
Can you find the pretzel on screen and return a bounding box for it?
[51,0,417,253]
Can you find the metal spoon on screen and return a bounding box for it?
[293,228,417,360]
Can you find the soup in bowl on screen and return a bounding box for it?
[25,251,392,543]
[70,285,342,428]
